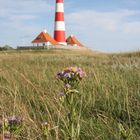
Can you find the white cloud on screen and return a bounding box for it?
[0,0,54,47]
[0,0,53,20]
[66,9,140,32]
[65,9,140,51]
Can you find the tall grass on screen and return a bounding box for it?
[0,49,140,139]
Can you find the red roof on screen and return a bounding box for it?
[32,31,58,45]
[66,35,84,47]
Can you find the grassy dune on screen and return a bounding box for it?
[0,49,140,140]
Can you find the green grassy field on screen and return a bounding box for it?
[0,49,140,140]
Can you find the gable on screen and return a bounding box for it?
[32,32,48,43]
[66,36,84,47]
[32,32,58,45]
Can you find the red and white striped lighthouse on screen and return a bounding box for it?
[54,0,66,45]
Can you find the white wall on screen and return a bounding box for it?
[32,42,52,46]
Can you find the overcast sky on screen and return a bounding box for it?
[0,0,140,52]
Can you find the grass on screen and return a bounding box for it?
[0,49,140,140]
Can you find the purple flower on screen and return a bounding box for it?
[4,131,11,139]
[59,92,65,97]
[78,71,86,79]
[65,84,71,89]
[57,71,65,80]
[66,67,72,71]
[64,73,71,79]
[57,67,86,82]
[8,116,22,126]
[57,72,63,77]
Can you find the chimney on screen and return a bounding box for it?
[44,29,47,33]
[54,0,66,45]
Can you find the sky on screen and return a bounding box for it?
[0,0,140,52]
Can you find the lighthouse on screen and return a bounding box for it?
[54,0,66,45]
[30,0,85,49]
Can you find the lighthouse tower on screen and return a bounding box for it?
[54,0,66,45]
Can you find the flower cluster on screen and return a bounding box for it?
[57,67,86,139]
[0,116,23,139]
[7,116,22,126]
[5,116,22,132]
[42,121,50,136]
[57,67,86,85]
